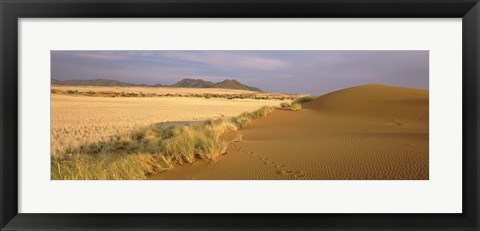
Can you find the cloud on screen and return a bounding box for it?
[162,51,290,70]
[51,50,428,94]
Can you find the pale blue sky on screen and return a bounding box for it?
[51,50,428,95]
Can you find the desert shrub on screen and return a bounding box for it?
[51,89,63,94]
[85,90,96,96]
[66,90,79,96]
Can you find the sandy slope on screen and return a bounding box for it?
[151,84,429,180]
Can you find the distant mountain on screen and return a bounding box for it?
[52,78,137,86]
[52,78,263,92]
[171,78,215,88]
[213,79,263,92]
[51,78,63,85]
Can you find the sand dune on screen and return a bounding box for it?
[305,84,428,119]
[151,84,429,180]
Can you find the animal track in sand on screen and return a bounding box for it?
[386,118,405,126]
[232,144,307,179]
[277,170,294,175]
[275,164,286,169]
[293,170,306,178]
[275,168,307,178]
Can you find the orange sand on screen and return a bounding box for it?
[151,84,429,180]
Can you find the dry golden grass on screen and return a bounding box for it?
[51,94,282,157]
[51,106,277,180]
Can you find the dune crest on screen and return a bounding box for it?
[304,84,428,120]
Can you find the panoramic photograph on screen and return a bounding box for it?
[50,50,429,180]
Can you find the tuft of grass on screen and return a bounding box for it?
[280,102,291,108]
[279,101,303,111]
[233,132,243,142]
[233,106,275,128]
[293,96,315,104]
[51,153,164,180]
[290,103,302,111]
[51,106,276,180]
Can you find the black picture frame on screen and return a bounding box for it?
[1,0,479,230]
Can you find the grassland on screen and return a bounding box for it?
[50,85,315,180]
[52,105,277,180]
[51,94,282,158]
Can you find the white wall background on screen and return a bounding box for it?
[18,18,462,213]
